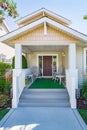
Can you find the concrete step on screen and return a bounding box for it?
[19,98,69,103]
[19,102,70,107]
[18,88,70,107]
[20,94,69,99]
[23,88,67,93]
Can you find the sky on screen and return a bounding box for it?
[6,0,87,34]
[1,0,87,58]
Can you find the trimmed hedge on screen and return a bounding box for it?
[12,55,27,69]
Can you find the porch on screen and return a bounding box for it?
[12,43,78,109]
[1,8,87,109]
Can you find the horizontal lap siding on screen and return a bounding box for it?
[76,47,84,87]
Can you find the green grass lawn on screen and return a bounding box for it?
[29,78,64,89]
[0,109,9,120]
[78,109,87,124]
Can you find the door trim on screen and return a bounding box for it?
[37,54,58,77]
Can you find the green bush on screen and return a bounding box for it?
[12,55,27,69]
[0,78,5,92]
[25,78,29,85]
[0,62,11,93]
[0,62,11,76]
[0,94,10,109]
[4,81,11,94]
[81,80,87,100]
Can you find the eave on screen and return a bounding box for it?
[0,17,87,44]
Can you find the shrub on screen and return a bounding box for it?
[82,80,87,100]
[0,62,11,76]
[12,55,27,69]
[0,94,10,109]
[25,78,29,85]
[0,78,5,92]
[4,81,11,95]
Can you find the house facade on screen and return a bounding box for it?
[0,8,87,109]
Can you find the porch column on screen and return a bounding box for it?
[12,44,22,108]
[15,44,22,69]
[66,43,78,108]
[69,44,76,70]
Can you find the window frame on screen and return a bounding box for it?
[84,48,87,74]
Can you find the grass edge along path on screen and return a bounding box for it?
[0,109,9,120]
[78,109,87,124]
[29,78,64,89]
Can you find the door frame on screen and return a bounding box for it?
[37,54,58,77]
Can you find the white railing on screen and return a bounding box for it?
[66,69,78,108]
[12,68,32,108]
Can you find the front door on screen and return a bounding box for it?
[43,56,52,76]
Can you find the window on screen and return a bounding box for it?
[38,56,42,76]
[52,56,57,73]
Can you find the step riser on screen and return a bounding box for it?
[18,89,70,107]
[19,103,70,107]
[20,94,69,99]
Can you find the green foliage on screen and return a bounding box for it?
[4,81,11,94]
[0,62,11,93]
[78,109,87,124]
[12,55,27,69]
[0,109,9,120]
[84,15,87,20]
[0,78,5,92]
[25,78,29,85]
[0,62,11,76]
[0,94,10,109]
[0,0,19,18]
[81,80,87,100]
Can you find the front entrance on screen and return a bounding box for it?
[43,56,52,76]
[38,55,58,77]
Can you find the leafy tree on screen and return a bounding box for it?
[83,15,87,20]
[0,0,19,18]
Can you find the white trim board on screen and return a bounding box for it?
[84,48,87,74]
[0,17,87,43]
[16,8,71,26]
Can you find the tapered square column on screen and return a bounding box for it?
[66,43,78,109]
[12,44,22,108]
[15,44,22,69]
[69,44,76,70]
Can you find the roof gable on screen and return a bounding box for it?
[8,24,81,44]
[0,17,87,44]
[16,8,71,27]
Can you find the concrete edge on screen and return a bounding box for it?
[73,109,87,130]
[0,108,15,127]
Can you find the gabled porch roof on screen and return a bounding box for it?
[16,8,71,27]
[0,17,87,45]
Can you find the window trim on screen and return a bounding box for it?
[84,48,87,74]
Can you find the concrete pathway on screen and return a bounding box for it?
[0,107,87,130]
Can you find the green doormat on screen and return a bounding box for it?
[29,78,64,89]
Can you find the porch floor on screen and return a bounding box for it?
[29,78,64,89]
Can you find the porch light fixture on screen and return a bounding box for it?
[62,52,65,56]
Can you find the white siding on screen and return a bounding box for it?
[76,46,84,87]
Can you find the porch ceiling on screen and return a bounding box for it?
[22,45,67,53]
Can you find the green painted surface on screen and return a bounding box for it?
[29,78,64,89]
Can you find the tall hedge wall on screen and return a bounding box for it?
[12,55,27,69]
